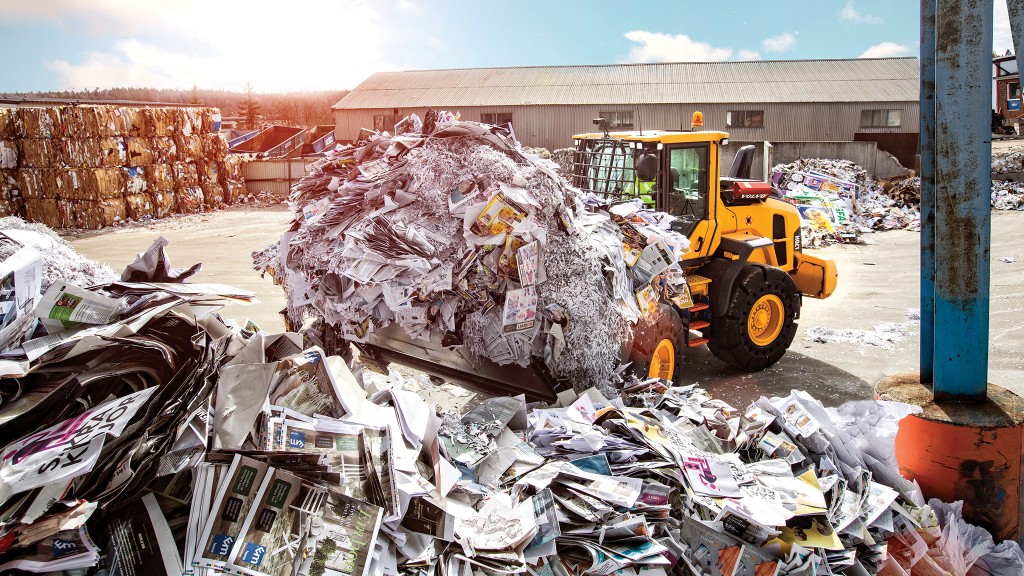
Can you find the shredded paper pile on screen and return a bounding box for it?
[258,112,695,389]
[0,225,1018,575]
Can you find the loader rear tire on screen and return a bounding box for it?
[707,264,799,371]
[629,304,685,384]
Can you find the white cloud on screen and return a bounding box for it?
[762,33,796,53]
[840,1,882,24]
[622,31,733,63]
[736,50,761,61]
[860,42,912,58]
[2,0,396,91]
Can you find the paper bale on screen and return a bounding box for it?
[201,133,228,158]
[196,160,218,184]
[95,106,132,137]
[14,107,61,139]
[124,193,154,220]
[61,198,127,229]
[142,108,173,137]
[124,166,147,195]
[0,108,13,140]
[149,189,175,218]
[175,185,204,213]
[122,108,146,137]
[201,182,224,208]
[172,162,199,187]
[150,137,177,162]
[124,137,154,166]
[146,163,175,190]
[17,139,63,168]
[16,169,50,200]
[96,137,127,167]
[0,169,19,200]
[176,134,203,159]
[1,140,18,170]
[65,168,124,201]
[24,199,62,228]
[62,106,97,137]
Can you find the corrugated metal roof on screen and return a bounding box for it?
[334,58,919,109]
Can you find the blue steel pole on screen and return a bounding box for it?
[933,0,992,400]
[920,0,936,385]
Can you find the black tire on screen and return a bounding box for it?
[628,303,685,383]
[707,264,799,371]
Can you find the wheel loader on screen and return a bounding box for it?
[568,119,837,384]
[345,118,837,401]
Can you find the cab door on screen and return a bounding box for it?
[660,143,716,259]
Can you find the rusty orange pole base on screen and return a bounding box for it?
[876,374,1024,545]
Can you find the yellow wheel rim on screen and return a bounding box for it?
[748,294,784,347]
[648,338,675,381]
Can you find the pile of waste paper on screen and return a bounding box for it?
[0,105,245,229]
[991,145,1024,174]
[257,111,694,390]
[771,159,921,244]
[992,180,1024,210]
[0,223,1020,575]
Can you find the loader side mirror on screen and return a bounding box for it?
[636,153,658,182]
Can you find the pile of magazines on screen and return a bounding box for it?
[1,272,1022,575]
[255,112,693,390]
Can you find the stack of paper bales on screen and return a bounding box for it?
[0,105,243,229]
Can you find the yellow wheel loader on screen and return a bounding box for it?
[345,119,837,401]
[570,120,837,382]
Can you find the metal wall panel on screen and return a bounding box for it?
[242,158,317,196]
[335,101,919,152]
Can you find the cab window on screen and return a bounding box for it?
[585,140,634,198]
[665,145,708,234]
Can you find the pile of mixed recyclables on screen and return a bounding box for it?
[0,105,246,229]
[2,234,1023,575]
[0,219,1018,575]
[771,160,921,247]
[256,111,696,391]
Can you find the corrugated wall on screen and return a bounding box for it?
[242,158,317,196]
[335,101,919,152]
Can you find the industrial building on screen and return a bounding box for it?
[333,57,920,169]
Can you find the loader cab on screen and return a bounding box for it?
[571,129,727,258]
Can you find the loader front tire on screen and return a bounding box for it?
[707,264,799,371]
[629,304,685,384]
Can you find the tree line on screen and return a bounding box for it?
[2,85,350,130]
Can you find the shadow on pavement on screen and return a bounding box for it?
[681,346,875,408]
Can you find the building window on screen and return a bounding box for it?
[1008,81,1021,101]
[599,111,634,129]
[860,109,902,128]
[481,112,513,127]
[373,114,403,132]
[726,110,764,128]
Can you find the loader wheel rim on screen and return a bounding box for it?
[648,338,675,381]
[748,294,784,347]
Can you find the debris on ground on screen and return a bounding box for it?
[256,112,696,391]
[0,202,1019,576]
[0,105,246,230]
[805,310,918,351]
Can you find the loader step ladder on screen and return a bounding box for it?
[685,274,712,347]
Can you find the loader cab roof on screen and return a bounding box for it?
[572,130,730,145]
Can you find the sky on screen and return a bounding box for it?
[0,0,1016,94]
